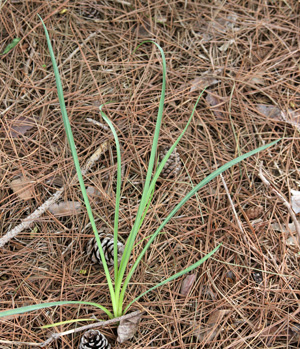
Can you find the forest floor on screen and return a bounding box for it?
[0,0,300,348]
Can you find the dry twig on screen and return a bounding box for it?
[0,141,109,248]
[39,310,142,347]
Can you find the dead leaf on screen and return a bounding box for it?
[286,235,300,246]
[86,186,101,198]
[249,72,266,86]
[9,116,35,138]
[48,201,82,216]
[117,312,142,343]
[225,270,236,283]
[256,104,300,128]
[291,189,300,214]
[256,104,283,120]
[180,274,196,296]
[134,20,153,38]
[193,13,239,43]
[190,69,222,92]
[9,175,35,200]
[206,91,226,119]
[200,285,217,300]
[192,309,231,341]
[271,222,296,234]
[218,39,235,52]
[270,222,300,246]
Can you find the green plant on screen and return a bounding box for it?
[0,18,279,323]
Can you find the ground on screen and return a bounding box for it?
[0,0,300,348]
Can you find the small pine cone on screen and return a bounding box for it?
[86,231,124,266]
[245,205,263,220]
[79,330,111,349]
[159,146,181,178]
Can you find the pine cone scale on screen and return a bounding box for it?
[86,229,124,266]
[79,329,111,349]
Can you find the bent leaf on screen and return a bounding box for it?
[0,301,113,319]
[0,38,20,55]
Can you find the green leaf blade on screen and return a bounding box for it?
[0,38,20,56]
[0,301,113,319]
[38,15,117,315]
[119,138,281,308]
[124,244,221,313]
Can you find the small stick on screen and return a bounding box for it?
[258,162,300,242]
[87,117,110,131]
[39,310,142,347]
[0,141,109,248]
[0,339,40,347]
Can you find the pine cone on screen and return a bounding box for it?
[159,146,181,178]
[86,229,124,266]
[79,330,111,349]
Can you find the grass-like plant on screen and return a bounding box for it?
[0,18,279,323]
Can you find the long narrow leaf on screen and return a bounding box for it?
[100,106,122,280]
[38,16,116,316]
[124,244,221,313]
[0,301,113,319]
[41,317,99,329]
[119,139,280,306]
[148,89,206,196]
[117,41,167,298]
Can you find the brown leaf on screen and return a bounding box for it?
[256,104,283,120]
[190,75,219,92]
[206,92,226,119]
[117,312,142,343]
[249,73,266,86]
[48,201,82,216]
[192,309,231,341]
[86,186,101,198]
[256,104,300,128]
[9,175,35,200]
[180,274,196,296]
[271,221,300,245]
[9,116,35,138]
[192,13,238,43]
